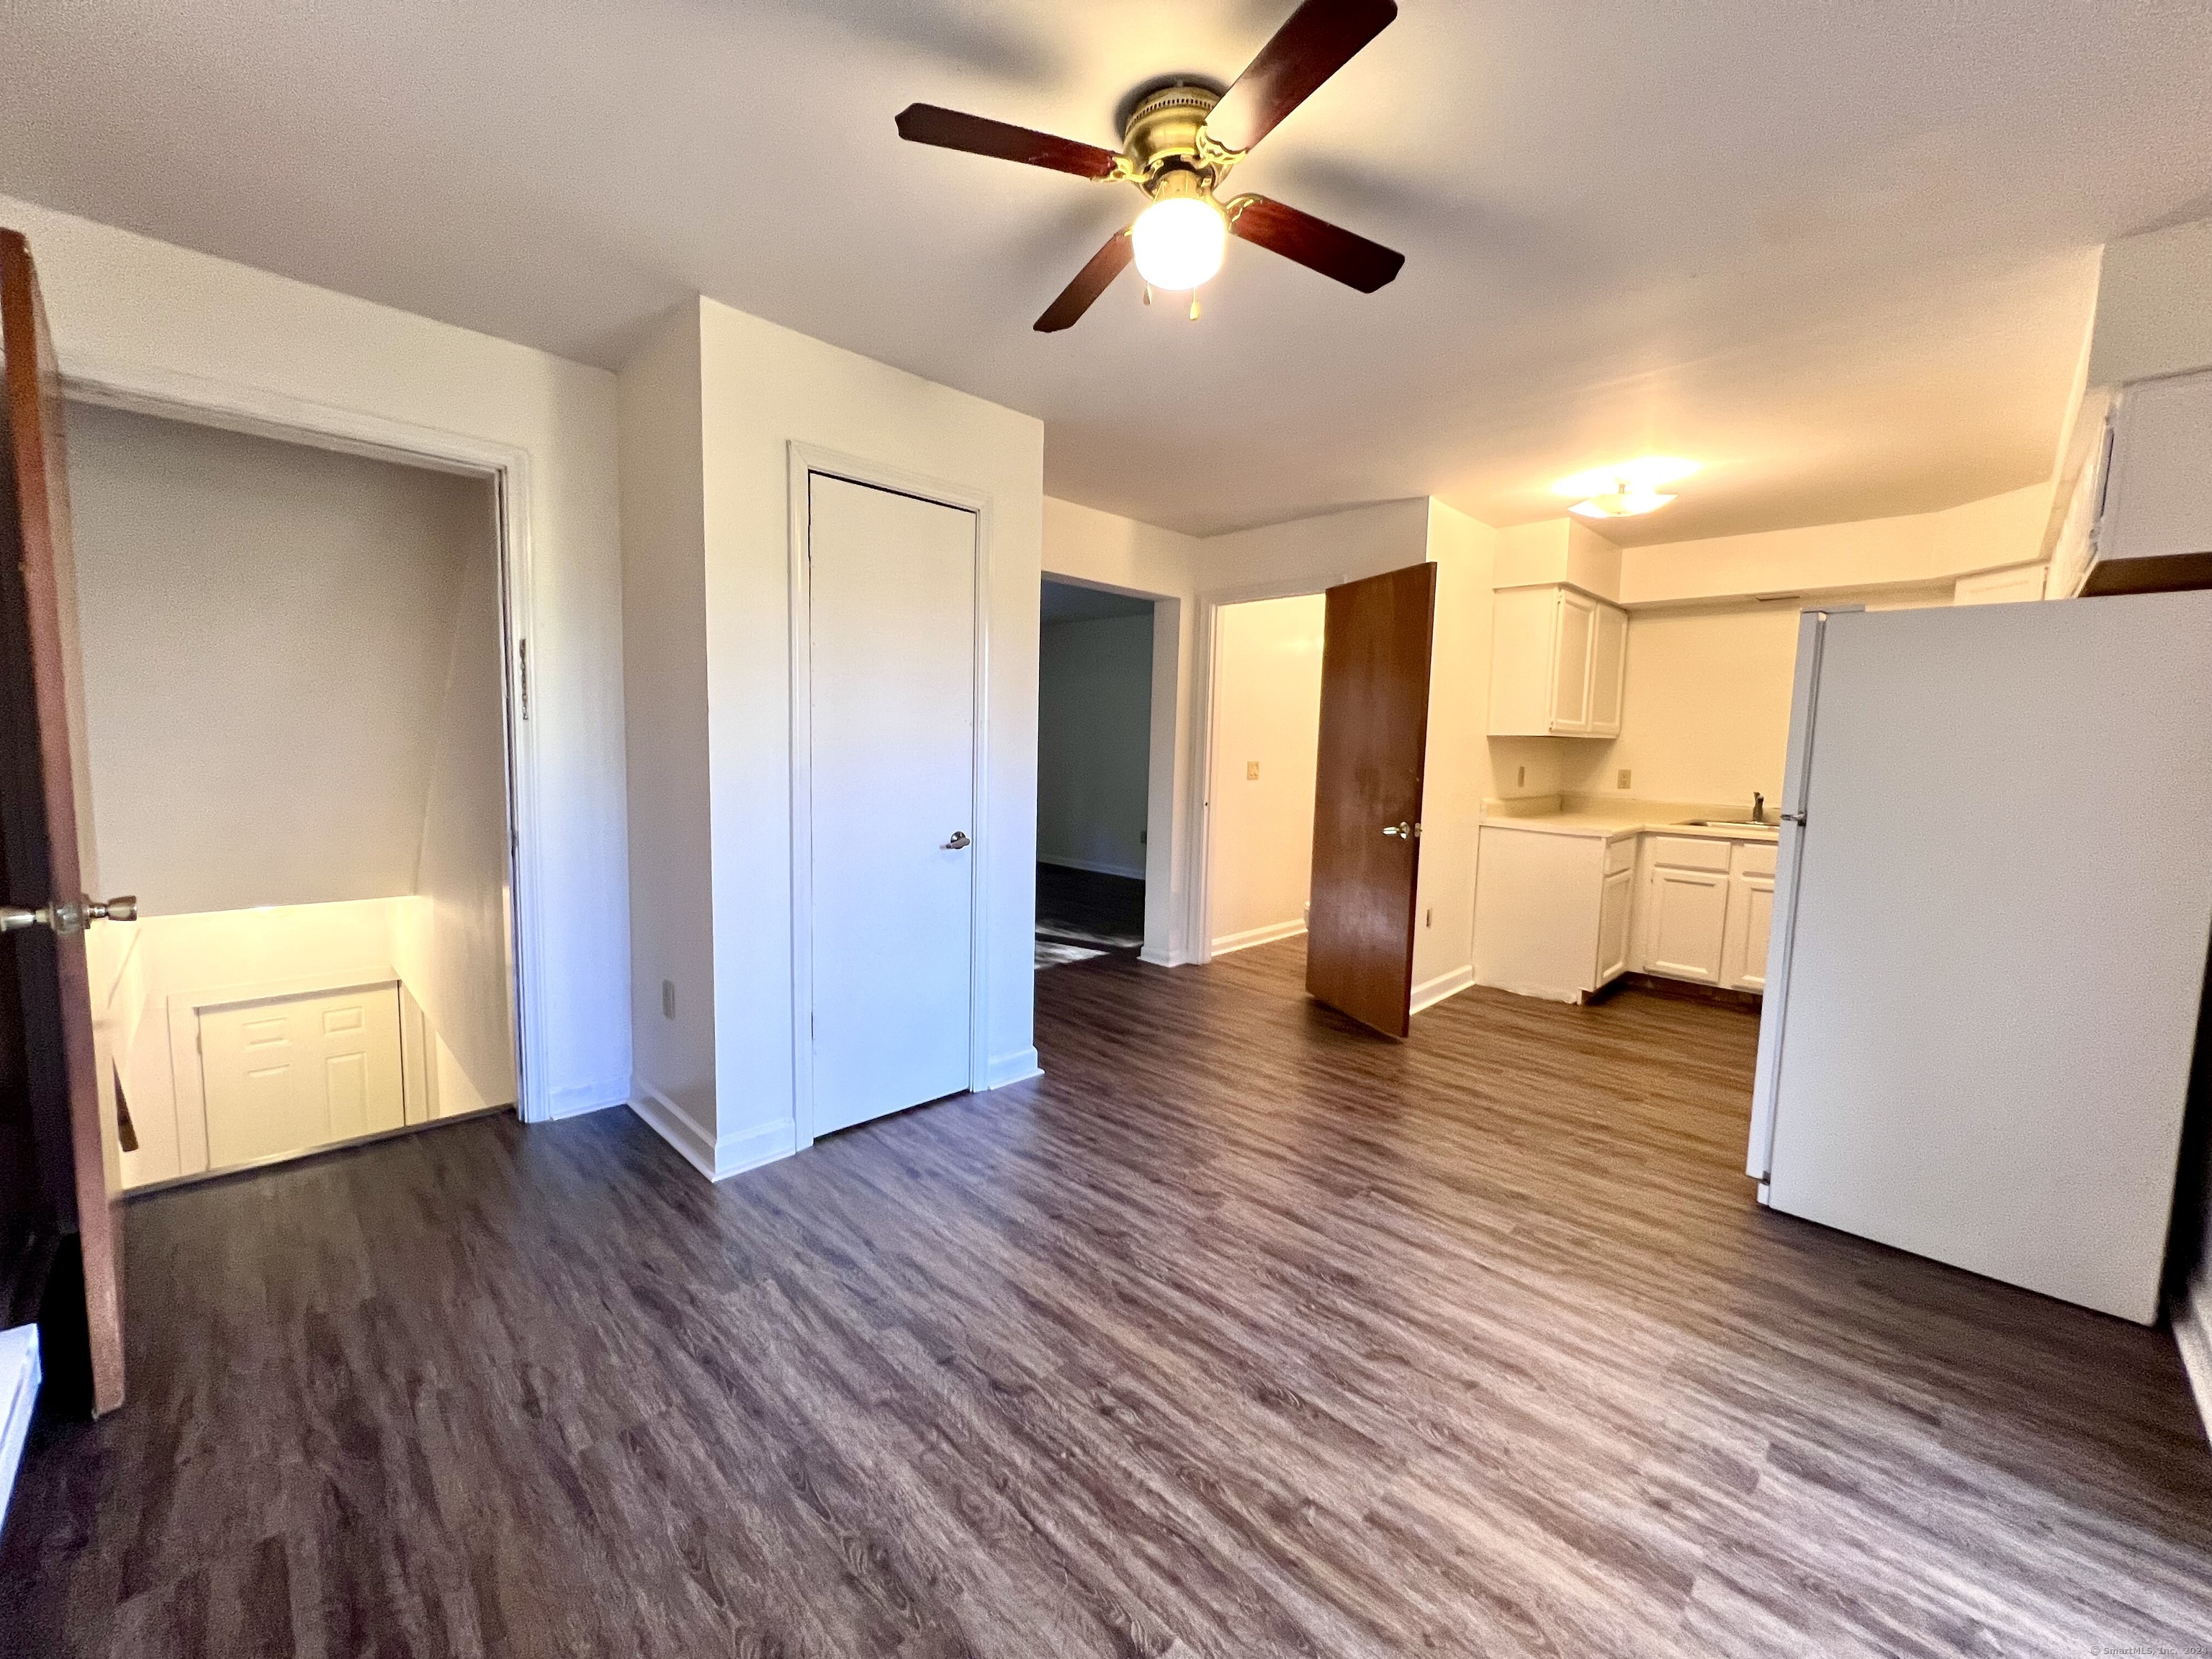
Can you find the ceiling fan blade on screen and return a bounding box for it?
[1228,195,1404,292]
[1203,0,1398,153]
[1035,228,1136,332]
[896,104,1121,180]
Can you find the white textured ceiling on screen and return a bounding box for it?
[4,1,2209,541]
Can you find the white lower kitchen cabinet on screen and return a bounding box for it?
[1637,834,1774,992]
[1719,843,1776,991]
[1471,823,1640,1002]
[1473,817,1779,1004]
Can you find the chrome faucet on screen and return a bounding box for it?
[1753,791,1766,825]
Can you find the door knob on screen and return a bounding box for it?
[941,831,971,850]
[0,894,138,936]
[1381,822,1419,839]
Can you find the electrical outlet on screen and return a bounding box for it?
[661,979,675,1020]
[1247,760,1260,781]
[1617,769,1632,791]
[1516,765,1527,788]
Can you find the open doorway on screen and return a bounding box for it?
[1200,594,1326,959]
[63,401,519,1187]
[1035,579,1154,968]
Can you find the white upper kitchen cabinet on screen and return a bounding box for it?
[2050,367,2212,598]
[1488,584,1627,739]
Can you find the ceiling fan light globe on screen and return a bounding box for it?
[1131,197,1227,292]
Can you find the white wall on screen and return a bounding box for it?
[1039,498,1200,964]
[614,296,1046,1179]
[1206,595,1326,952]
[6,192,631,1122]
[616,308,717,1147]
[398,534,516,1112]
[1614,484,2051,606]
[1554,586,1956,808]
[66,403,489,915]
[2087,215,2212,389]
[1037,613,1152,880]
[1411,502,1495,1008]
[1198,499,1432,590]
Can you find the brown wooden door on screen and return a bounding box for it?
[1305,562,1437,1038]
[1,228,125,1414]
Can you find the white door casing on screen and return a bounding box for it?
[200,984,403,1168]
[802,471,980,1138]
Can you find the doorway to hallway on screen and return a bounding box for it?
[1036,579,1154,968]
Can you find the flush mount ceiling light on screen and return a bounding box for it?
[1553,457,1700,519]
[894,0,1406,331]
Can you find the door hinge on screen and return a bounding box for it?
[518,639,531,721]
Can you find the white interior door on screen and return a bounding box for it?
[200,983,404,1168]
[806,473,977,1137]
[1763,593,2212,1323]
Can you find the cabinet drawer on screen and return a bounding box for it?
[1604,836,1637,876]
[1732,841,1776,878]
[1645,835,1732,873]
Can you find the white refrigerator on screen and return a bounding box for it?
[1747,590,2212,1324]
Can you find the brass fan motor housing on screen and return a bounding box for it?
[1118,84,1241,194]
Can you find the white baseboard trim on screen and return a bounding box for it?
[2175,1269,2212,1445]
[1038,854,1146,880]
[1471,968,1584,1005]
[1209,920,1307,957]
[1139,945,1181,968]
[1411,965,1475,1015]
[628,1081,796,1182]
[547,1081,629,1120]
[986,1047,1043,1089]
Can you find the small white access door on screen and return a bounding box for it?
[805,472,979,1137]
[200,984,405,1168]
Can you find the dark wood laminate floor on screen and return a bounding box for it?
[1036,863,1145,953]
[6,940,2211,1657]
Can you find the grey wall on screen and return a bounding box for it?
[1037,612,1153,880]
[67,401,495,916]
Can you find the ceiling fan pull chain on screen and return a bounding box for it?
[1188,294,1201,322]
[1143,283,1153,306]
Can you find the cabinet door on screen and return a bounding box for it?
[1588,602,1627,737]
[1645,866,1729,983]
[1549,589,1596,733]
[1721,868,1776,990]
[1596,866,1635,984]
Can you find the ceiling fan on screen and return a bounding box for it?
[895,0,1406,332]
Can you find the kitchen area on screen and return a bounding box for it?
[1466,563,1801,1010]
[1452,346,2212,1401]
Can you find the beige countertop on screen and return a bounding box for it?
[1478,797,1780,842]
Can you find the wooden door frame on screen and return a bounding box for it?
[785,443,993,1150]
[57,356,554,1123]
[1185,575,1347,967]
